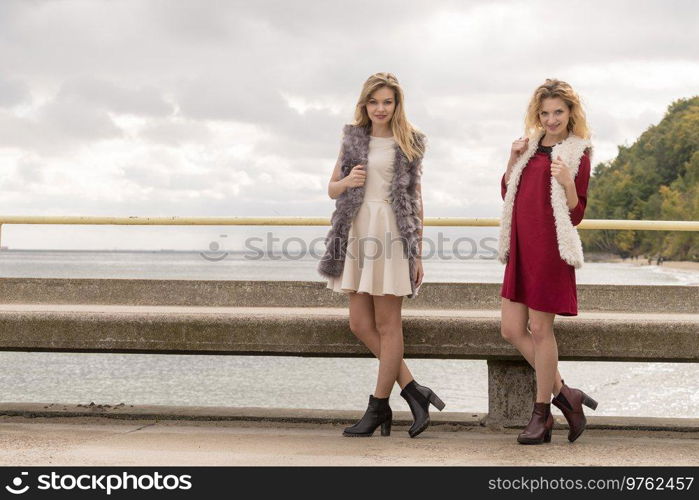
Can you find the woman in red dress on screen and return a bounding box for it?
[498,79,599,444]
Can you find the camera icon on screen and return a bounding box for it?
[200,236,229,262]
[5,472,29,494]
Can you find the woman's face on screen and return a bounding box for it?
[539,97,570,136]
[365,86,396,126]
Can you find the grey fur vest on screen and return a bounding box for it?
[498,130,592,269]
[318,124,425,298]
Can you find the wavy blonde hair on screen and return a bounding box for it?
[353,72,424,162]
[524,79,590,139]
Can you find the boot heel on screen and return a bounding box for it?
[581,393,598,410]
[380,420,391,437]
[428,392,446,411]
[544,428,552,443]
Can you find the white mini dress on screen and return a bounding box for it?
[326,136,413,296]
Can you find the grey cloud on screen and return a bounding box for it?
[144,0,235,43]
[0,76,31,107]
[0,111,42,151]
[139,119,213,146]
[0,97,122,155]
[120,165,222,191]
[117,148,248,194]
[15,156,45,183]
[0,156,45,192]
[1,1,697,85]
[58,76,174,117]
[176,77,345,156]
[177,76,287,122]
[39,94,123,143]
[0,75,175,156]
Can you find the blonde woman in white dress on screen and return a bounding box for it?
[319,73,445,438]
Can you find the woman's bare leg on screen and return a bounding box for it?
[500,298,563,395]
[527,308,558,403]
[348,292,413,389]
[371,294,405,398]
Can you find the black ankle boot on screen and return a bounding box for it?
[343,395,392,437]
[399,380,446,438]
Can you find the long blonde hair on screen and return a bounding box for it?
[353,72,424,162]
[524,79,590,139]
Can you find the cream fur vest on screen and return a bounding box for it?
[498,131,592,269]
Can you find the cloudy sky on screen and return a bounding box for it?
[0,0,697,250]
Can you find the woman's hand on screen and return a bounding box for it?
[505,137,529,184]
[551,155,573,187]
[343,164,366,188]
[510,137,529,159]
[413,258,424,288]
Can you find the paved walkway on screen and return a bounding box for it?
[1,417,697,466]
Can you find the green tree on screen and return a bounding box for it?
[582,96,699,260]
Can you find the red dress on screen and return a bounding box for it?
[500,143,591,316]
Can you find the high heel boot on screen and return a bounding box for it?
[517,402,554,445]
[343,395,392,437]
[551,379,598,442]
[400,380,446,438]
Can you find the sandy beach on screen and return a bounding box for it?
[661,261,699,271]
[587,253,699,271]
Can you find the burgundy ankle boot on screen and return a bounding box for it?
[517,402,554,445]
[551,379,598,442]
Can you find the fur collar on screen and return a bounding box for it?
[498,130,592,268]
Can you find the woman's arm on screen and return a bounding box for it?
[503,154,518,185]
[563,181,579,210]
[328,145,366,199]
[414,166,425,288]
[416,180,424,257]
[569,151,591,226]
[327,148,347,199]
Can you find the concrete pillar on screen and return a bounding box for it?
[485,359,536,428]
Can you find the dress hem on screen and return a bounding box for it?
[327,285,411,297]
[500,292,578,317]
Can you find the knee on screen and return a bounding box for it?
[349,318,373,337]
[375,319,401,338]
[500,322,524,343]
[528,320,553,342]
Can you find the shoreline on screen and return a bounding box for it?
[587,254,699,271]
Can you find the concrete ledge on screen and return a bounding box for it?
[1,305,697,361]
[1,278,697,313]
[1,403,698,433]
[1,279,697,436]
[0,402,482,427]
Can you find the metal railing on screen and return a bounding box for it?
[0,215,697,247]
